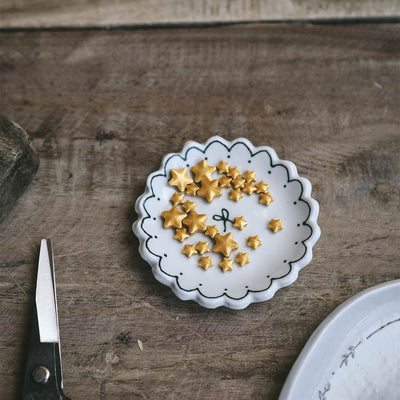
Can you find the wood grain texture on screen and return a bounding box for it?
[0,23,399,399]
[1,0,400,29]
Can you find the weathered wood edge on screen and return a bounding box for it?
[0,114,39,224]
[0,0,399,29]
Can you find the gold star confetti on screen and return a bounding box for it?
[233,216,248,230]
[216,160,230,174]
[213,232,239,257]
[229,188,243,202]
[242,182,257,195]
[247,235,262,249]
[170,192,185,205]
[219,258,233,272]
[255,181,270,194]
[174,228,189,242]
[181,199,196,213]
[231,176,246,189]
[195,241,210,255]
[227,166,240,179]
[268,218,283,233]
[161,206,187,229]
[219,175,232,188]
[183,210,207,234]
[235,252,250,266]
[191,159,216,182]
[168,168,193,191]
[182,244,197,258]
[199,256,213,270]
[205,225,219,239]
[197,177,222,203]
[259,192,274,206]
[243,170,256,183]
[185,183,199,196]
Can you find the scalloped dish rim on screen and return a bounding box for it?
[133,136,321,309]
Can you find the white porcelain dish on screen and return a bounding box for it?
[279,280,400,400]
[133,136,320,309]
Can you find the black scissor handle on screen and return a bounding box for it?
[22,305,71,400]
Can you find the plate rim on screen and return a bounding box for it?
[279,279,400,399]
[133,136,321,309]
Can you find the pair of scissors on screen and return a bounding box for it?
[22,239,71,400]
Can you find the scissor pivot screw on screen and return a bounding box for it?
[32,366,50,384]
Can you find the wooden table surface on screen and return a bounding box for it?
[2,0,399,29]
[0,23,399,400]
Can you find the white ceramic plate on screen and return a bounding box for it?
[133,136,320,309]
[279,280,400,400]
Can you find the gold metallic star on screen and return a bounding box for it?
[205,225,219,239]
[195,241,210,255]
[199,256,213,270]
[161,206,187,229]
[259,192,274,206]
[229,188,243,202]
[168,168,193,191]
[216,160,230,174]
[255,181,270,194]
[181,199,196,213]
[213,233,239,257]
[233,216,248,230]
[183,210,207,234]
[268,218,283,233]
[219,258,233,272]
[227,166,240,179]
[247,235,262,249]
[235,252,250,266]
[219,175,232,188]
[182,244,197,258]
[231,176,246,189]
[197,177,222,203]
[191,159,216,182]
[170,192,185,205]
[243,170,256,183]
[185,183,199,196]
[242,182,257,195]
[174,228,189,242]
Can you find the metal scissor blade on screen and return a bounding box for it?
[23,239,70,399]
[36,239,60,343]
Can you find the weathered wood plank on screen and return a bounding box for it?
[0,114,39,224]
[0,24,399,399]
[0,0,399,29]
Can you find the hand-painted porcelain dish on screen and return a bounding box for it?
[279,280,400,400]
[133,136,320,309]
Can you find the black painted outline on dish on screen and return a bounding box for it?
[139,138,313,301]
